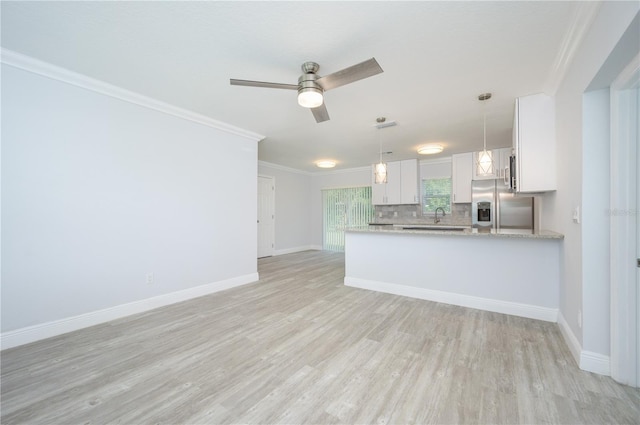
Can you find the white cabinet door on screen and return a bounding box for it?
[513,93,556,192]
[385,161,402,204]
[400,159,420,204]
[452,152,472,203]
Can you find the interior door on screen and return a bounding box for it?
[257,176,275,258]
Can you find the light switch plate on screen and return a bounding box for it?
[572,206,580,224]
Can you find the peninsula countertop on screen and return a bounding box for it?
[347,224,564,239]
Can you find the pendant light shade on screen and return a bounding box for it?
[476,93,494,176]
[374,162,388,184]
[374,117,388,184]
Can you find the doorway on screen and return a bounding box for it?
[610,53,639,387]
[257,175,275,258]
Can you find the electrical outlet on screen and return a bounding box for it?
[394,211,398,217]
[412,211,417,217]
[578,310,582,328]
[146,273,154,285]
[378,212,382,218]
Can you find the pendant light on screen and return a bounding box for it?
[476,93,494,176]
[374,117,388,184]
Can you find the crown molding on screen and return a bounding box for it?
[0,48,265,142]
[258,160,312,176]
[259,160,374,177]
[418,157,452,166]
[544,1,601,95]
[311,165,371,176]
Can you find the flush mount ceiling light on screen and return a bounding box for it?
[476,92,494,176]
[417,144,444,155]
[315,160,336,168]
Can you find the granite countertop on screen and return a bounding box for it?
[347,224,564,239]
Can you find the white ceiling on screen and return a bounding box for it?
[1,1,594,172]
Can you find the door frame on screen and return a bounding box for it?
[610,53,639,386]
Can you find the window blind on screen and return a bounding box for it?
[322,186,374,252]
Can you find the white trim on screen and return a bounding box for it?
[418,157,453,166]
[544,1,601,95]
[258,160,312,176]
[311,166,371,176]
[0,48,264,142]
[0,273,259,350]
[558,311,582,366]
[580,351,611,376]
[610,52,640,386]
[344,277,558,322]
[274,245,322,256]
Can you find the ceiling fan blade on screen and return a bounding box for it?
[317,58,383,91]
[230,79,298,90]
[311,103,330,123]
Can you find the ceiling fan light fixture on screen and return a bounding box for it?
[417,144,443,155]
[297,88,323,108]
[315,160,336,168]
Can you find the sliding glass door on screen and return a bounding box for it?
[322,186,374,252]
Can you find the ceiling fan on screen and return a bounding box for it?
[230,58,383,123]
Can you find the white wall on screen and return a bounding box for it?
[1,63,260,335]
[258,162,313,254]
[582,88,611,356]
[548,3,639,364]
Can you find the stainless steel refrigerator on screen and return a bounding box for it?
[471,180,534,232]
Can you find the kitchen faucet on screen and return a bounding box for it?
[434,207,446,224]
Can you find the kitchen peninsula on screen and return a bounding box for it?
[344,226,563,322]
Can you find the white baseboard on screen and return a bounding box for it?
[274,245,322,256]
[580,350,611,376]
[344,277,558,322]
[557,311,581,366]
[548,312,612,376]
[1,272,259,350]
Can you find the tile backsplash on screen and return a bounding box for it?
[373,203,472,226]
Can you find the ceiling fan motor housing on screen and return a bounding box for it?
[298,71,324,108]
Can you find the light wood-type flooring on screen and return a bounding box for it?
[2,250,639,424]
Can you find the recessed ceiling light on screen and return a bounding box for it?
[417,144,444,155]
[316,160,336,168]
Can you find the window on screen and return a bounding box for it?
[322,186,374,252]
[422,178,452,215]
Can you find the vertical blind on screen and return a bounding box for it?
[322,186,374,252]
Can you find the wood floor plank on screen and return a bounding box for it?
[1,250,638,424]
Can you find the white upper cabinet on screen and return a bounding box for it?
[371,159,419,205]
[513,93,556,192]
[452,152,473,203]
[400,159,420,204]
